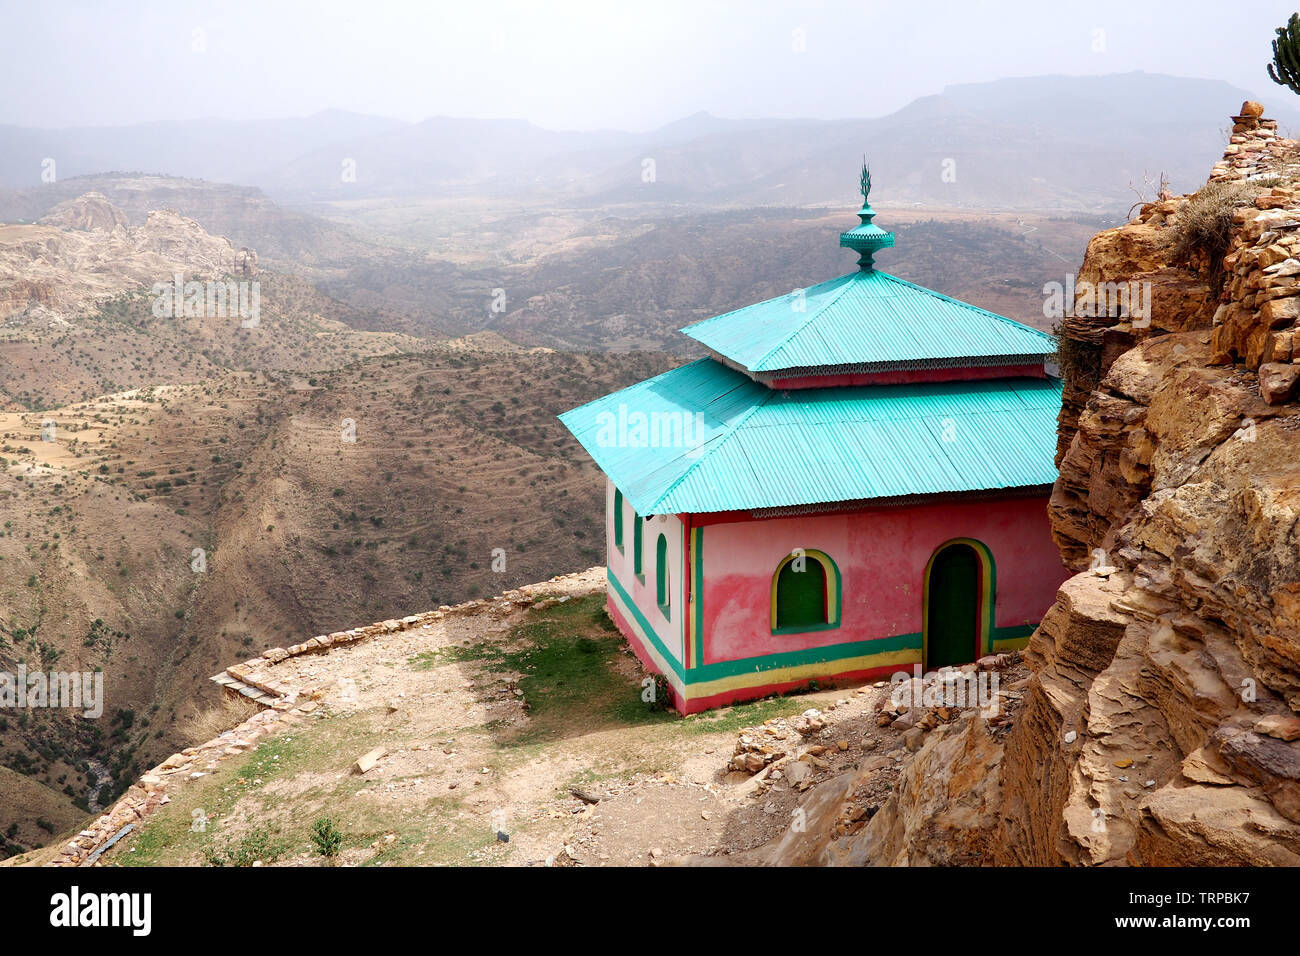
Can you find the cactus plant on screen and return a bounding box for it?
[1267,13,1300,95]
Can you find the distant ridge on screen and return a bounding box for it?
[1,73,1296,210]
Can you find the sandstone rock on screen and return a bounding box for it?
[1255,714,1300,741]
[1260,296,1300,328]
[892,710,919,731]
[1181,746,1237,785]
[351,747,387,775]
[1264,330,1294,364]
[1260,362,1300,404]
[791,710,825,736]
[784,760,813,788]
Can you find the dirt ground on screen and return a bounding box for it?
[99,569,1004,867]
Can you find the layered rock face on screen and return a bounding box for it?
[786,104,1300,866]
[1014,105,1300,865]
[0,191,258,320]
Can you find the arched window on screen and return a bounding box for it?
[633,512,644,578]
[655,533,670,619]
[770,549,841,634]
[613,489,624,552]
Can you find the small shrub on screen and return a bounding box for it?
[203,826,287,867]
[1051,322,1104,392]
[649,672,673,712]
[1162,181,1263,286]
[311,818,343,858]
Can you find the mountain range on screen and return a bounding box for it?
[4,73,1297,210]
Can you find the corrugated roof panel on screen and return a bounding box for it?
[559,359,1063,515]
[680,269,1055,373]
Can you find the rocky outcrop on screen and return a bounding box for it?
[777,103,1300,866]
[38,191,131,232]
[0,192,257,319]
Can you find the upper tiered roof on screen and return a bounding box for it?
[679,164,1055,380]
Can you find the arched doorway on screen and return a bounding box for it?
[924,540,993,670]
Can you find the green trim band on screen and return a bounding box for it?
[610,565,920,684]
[608,567,1040,690]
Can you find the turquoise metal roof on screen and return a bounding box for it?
[679,268,1056,375]
[558,358,1063,516]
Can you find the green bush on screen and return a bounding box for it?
[311,818,343,858]
[203,826,287,867]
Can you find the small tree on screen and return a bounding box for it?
[1268,13,1300,95]
[311,818,343,858]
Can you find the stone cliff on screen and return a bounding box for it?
[1,191,257,321]
[771,102,1300,866]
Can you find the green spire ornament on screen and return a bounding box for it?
[839,157,894,271]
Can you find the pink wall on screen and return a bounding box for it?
[699,494,1066,664]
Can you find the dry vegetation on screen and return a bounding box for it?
[0,344,672,856]
[1161,180,1270,286]
[175,695,262,747]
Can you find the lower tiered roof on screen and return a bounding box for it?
[559,358,1063,516]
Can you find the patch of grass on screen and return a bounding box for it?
[409,643,505,669]
[495,595,676,744]
[360,827,429,867]
[119,715,384,866]
[203,825,288,867]
[176,695,260,747]
[677,695,814,735]
[111,817,182,867]
[438,594,824,749]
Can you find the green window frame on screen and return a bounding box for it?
[633,512,644,579]
[771,549,842,635]
[655,533,670,620]
[613,488,624,553]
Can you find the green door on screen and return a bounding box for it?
[927,544,980,669]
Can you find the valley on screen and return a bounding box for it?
[0,70,1249,861]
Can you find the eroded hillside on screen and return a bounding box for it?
[0,193,676,856]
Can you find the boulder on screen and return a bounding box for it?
[1260,362,1300,404]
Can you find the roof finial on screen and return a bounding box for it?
[839,157,894,271]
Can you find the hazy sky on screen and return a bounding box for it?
[2,0,1294,130]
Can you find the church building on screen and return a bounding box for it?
[560,168,1068,714]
